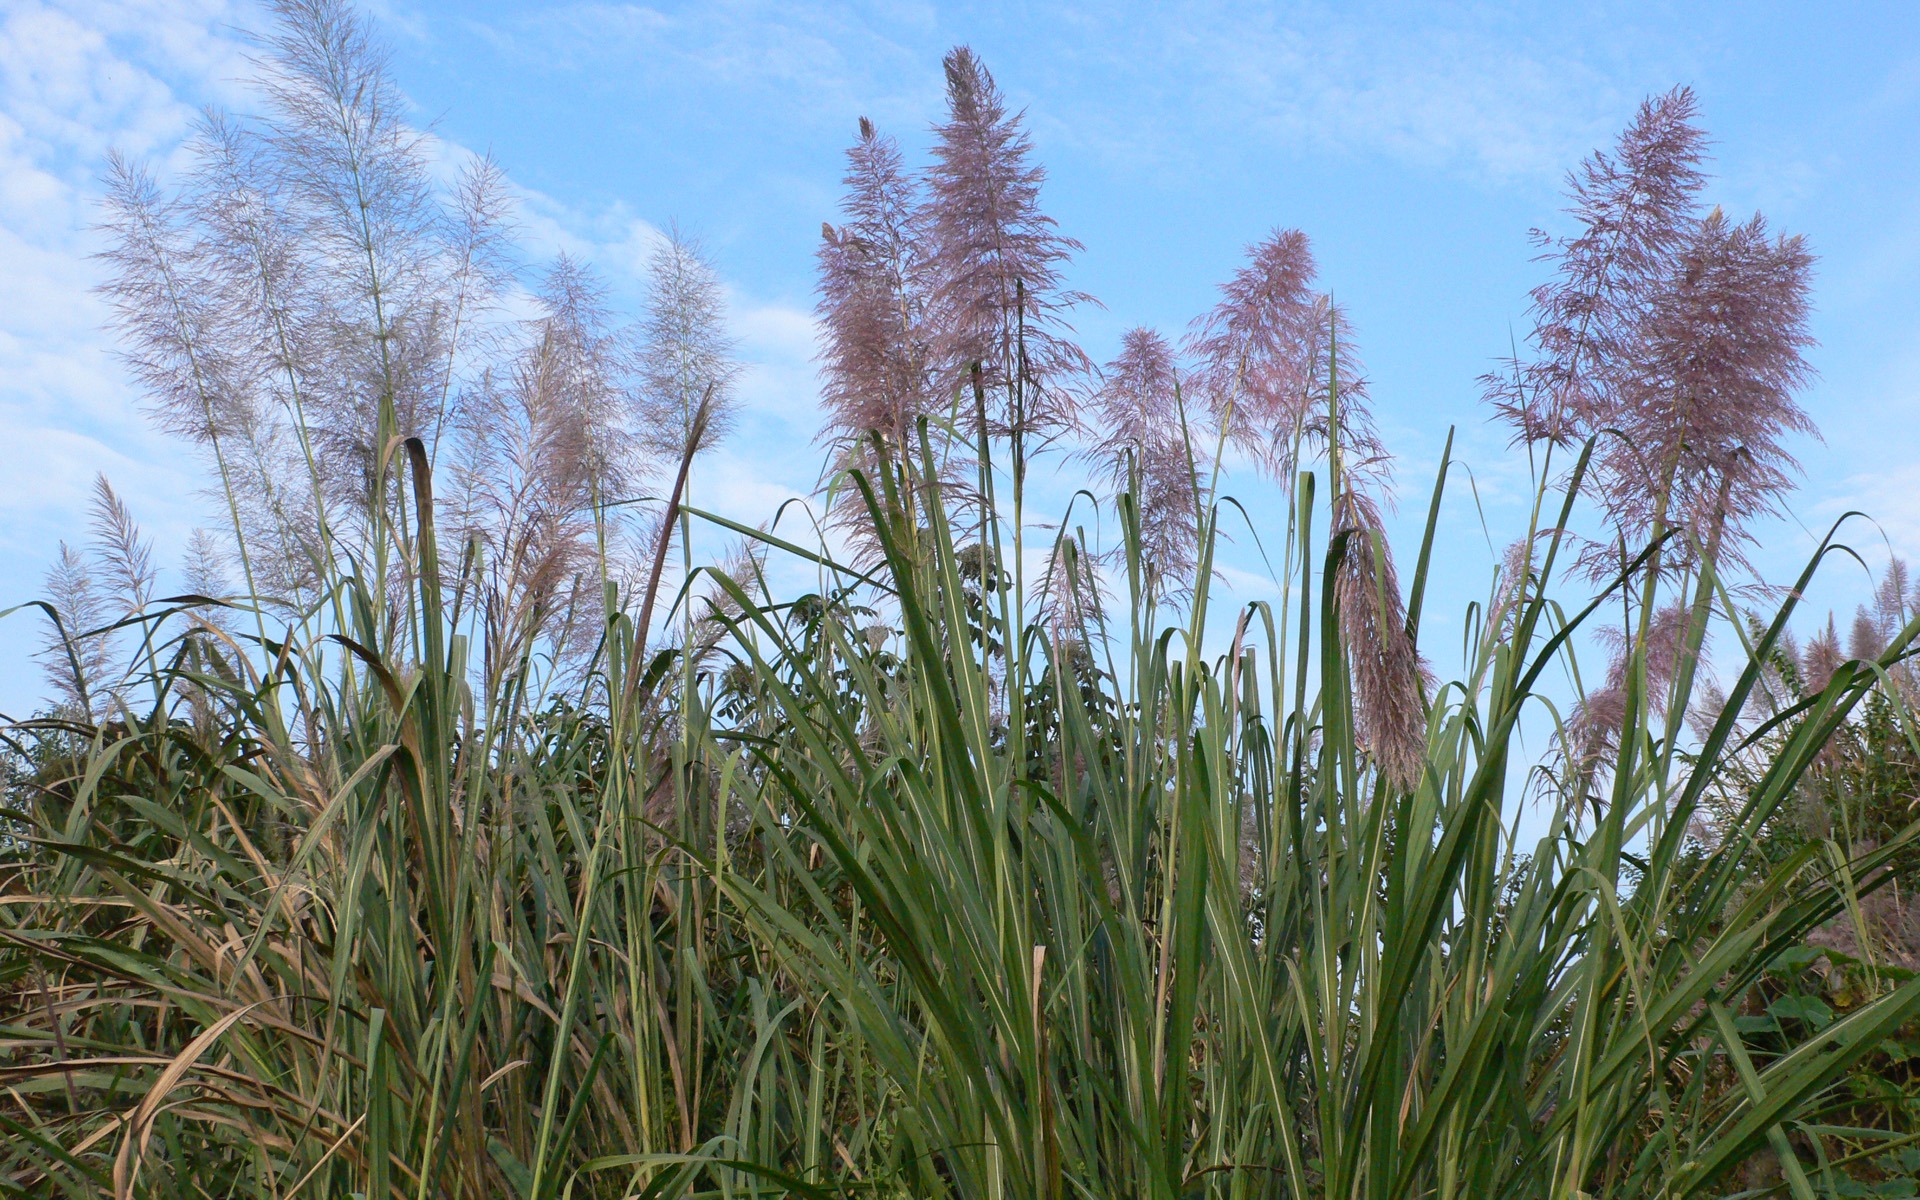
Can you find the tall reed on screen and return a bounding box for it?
[3,410,1917,1198]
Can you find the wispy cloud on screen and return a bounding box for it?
[469,0,937,131]
[1811,462,1920,567]
[1034,1,1664,186]
[486,0,1664,187]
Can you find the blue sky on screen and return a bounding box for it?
[3,0,1919,715]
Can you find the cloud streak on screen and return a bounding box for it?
[486,0,1656,186]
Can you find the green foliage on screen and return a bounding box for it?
[2,421,1917,1199]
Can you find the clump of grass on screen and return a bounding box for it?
[3,414,1918,1198]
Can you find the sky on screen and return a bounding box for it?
[3,0,1920,716]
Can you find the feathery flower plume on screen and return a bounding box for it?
[1878,557,1915,628]
[99,149,308,599]
[38,544,111,718]
[176,527,237,726]
[1333,490,1430,791]
[255,0,447,446]
[1801,616,1844,694]
[529,255,640,493]
[816,118,939,556]
[1485,534,1550,643]
[1849,609,1883,666]
[1039,531,1106,653]
[1490,87,1816,583]
[690,538,769,662]
[1188,228,1315,464]
[96,0,518,614]
[923,46,1093,436]
[1882,557,1915,623]
[818,118,929,448]
[181,529,231,601]
[1568,599,1698,780]
[1186,230,1387,489]
[1485,87,1708,449]
[97,154,253,452]
[450,257,643,685]
[87,476,158,618]
[1191,229,1421,784]
[181,528,234,635]
[638,226,740,464]
[1086,327,1199,593]
[181,112,335,593]
[1841,556,1918,697]
[1587,208,1816,580]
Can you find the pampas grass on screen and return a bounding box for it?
[4,8,1915,1198]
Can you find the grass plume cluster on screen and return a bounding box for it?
[4,4,1920,1197]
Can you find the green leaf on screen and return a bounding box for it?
[489,1138,534,1199]
[1771,992,1836,1030]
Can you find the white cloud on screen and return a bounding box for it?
[1810,462,1920,566]
[489,1,1631,188]
[497,0,931,118]
[1136,15,1624,186]
[495,0,1646,186]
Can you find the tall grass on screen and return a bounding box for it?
[3,406,1918,1198]
[7,6,1911,1191]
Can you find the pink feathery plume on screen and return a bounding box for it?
[1581,209,1816,582]
[1038,530,1105,653]
[448,256,641,684]
[1485,87,1708,449]
[815,118,944,557]
[1569,600,1703,790]
[1333,490,1431,792]
[1186,230,1387,488]
[1877,557,1913,629]
[1186,228,1318,472]
[922,46,1093,438]
[1831,556,1918,690]
[1490,87,1815,587]
[1086,327,1200,593]
[1189,230,1423,785]
[1302,295,1390,494]
[1485,533,1551,643]
[1849,608,1884,665]
[817,118,928,451]
[1801,615,1844,694]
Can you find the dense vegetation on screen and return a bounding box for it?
[3,3,1917,1196]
